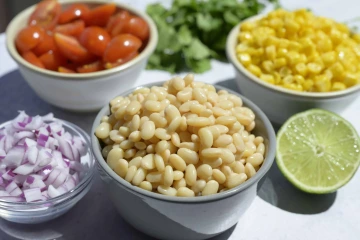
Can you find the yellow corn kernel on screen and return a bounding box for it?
[247,64,262,77]
[295,63,308,76]
[237,53,252,66]
[331,82,346,91]
[330,29,343,45]
[278,39,290,48]
[260,74,275,84]
[287,51,301,66]
[263,36,279,47]
[314,75,331,92]
[241,22,256,31]
[283,75,294,84]
[298,54,307,63]
[265,45,276,60]
[235,43,248,53]
[317,38,333,52]
[307,62,323,74]
[261,60,274,73]
[330,62,344,78]
[277,27,286,38]
[343,73,358,87]
[277,48,288,58]
[238,32,253,43]
[336,23,350,34]
[288,41,302,52]
[293,75,305,85]
[269,18,283,29]
[273,72,282,84]
[285,19,300,33]
[279,67,292,77]
[321,52,336,66]
[274,58,287,69]
[352,33,360,43]
[283,83,303,91]
[303,79,314,91]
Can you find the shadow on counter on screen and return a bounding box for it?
[216,78,337,215]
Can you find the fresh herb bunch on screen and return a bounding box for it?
[146,0,270,73]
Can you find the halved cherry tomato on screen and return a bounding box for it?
[106,10,131,37]
[58,66,76,73]
[104,52,138,69]
[79,27,110,57]
[15,26,44,53]
[122,16,150,41]
[103,34,142,63]
[54,33,95,63]
[58,3,90,24]
[82,3,116,27]
[39,50,67,71]
[28,0,61,30]
[22,51,45,69]
[54,20,85,38]
[32,32,57,56]
[77,61,103,73]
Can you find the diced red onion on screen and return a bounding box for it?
[0,112,87,203]
[0,190,10,197]
[24,188,42,202]
[47,185,60,198]
[0,196,23,202]
[3,146,25,167]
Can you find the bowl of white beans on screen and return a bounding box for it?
[91,74,276,240]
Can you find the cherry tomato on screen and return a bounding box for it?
[58,66,76,73]
[106,10,131,37]
[54,33,95,63]
[104,52,138,69]
[32,32,57,56]
[22,51,45,69]
[15,26,45,53]
[122,16,149,41]
[103,34,142,63]
[79,27,110,57]
[39,50,67,71]
[77,61,103,73]
[82,3,116,27]
[58,3,90,24]
[54,20,85,37]
[28,0,61,30]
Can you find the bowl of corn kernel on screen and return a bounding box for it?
[91,74,276,240]
[226,9,360,124]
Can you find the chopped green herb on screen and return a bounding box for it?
[146,0,277,73]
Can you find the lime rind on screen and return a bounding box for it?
[276,109,360,194]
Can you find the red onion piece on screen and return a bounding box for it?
[3,146,25,167]
[0,149,5,160]
[13,163,37,175]
[10,187,22,197]
[24,188,42,202]
[52,171,67,188]
[0,190,10,197]
[47,185,60,198]
[44,168,61,186]
[2,170,15,181]
[5,181,18,192]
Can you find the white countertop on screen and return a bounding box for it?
[0,0,359,239]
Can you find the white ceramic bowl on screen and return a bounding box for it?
[91,82,276,240]
[226,16,360,125]
[5,0,158,112]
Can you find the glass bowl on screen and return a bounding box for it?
[0,119,95,224]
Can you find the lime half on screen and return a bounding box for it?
[276,109,360,194]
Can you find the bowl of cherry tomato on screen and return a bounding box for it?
[5,0,158,112]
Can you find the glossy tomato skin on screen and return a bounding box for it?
[77,61,103,73]
[106,10,131,37]
[54,20,85,38]
[58,66,76,73]
[82,3,116,27]
[22,51,45,69]
[103,34,142,63]
[122,16,150,41]
[79,27,111,57]
[58,4,90,24]
[39,50,67,71]
[54,33,95,63]
[104,51,138,69]
[32,31,57,56]
[28,0,61,30]
[15,26,45,53]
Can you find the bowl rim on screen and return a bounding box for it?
[0,118,95,207]
[91,81,276,203]
[5,0,158,80]
[226,14,360,100]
